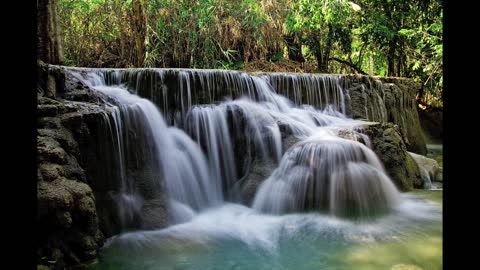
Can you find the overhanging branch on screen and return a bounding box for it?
[329,57,368,75]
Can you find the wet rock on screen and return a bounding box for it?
[418,107,442,142]
[282,133,302,151]
[37,177,104,267]
[38,104,67,117]
[140,197,169,230]
[39,162,65,182]
[360,122,422,191]
[240,158,278,205]
[62,154,87,182]
[408,152,443,185]
[343,75,427,155]
[57,211,73,228]
[62,89,100,103]
[38,128,80,159]
[38,179,74,216]
[38,136,67,164]
[38,118,62,130]
[38,96,63,106]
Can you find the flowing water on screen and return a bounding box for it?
[67,69,441,270]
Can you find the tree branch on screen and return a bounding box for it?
[328,57,368,75]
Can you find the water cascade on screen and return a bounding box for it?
[60,68,441,270]
[70,68,402,219]
[71,72,223,228]
[252,135,400,217]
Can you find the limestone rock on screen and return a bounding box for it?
[342,75,427,155]
[39,162,65,182]
[140,197,169,230]
[38,136,68,164]
[408,152,443,185]
[240,158,278,205]
[360,122,422,191]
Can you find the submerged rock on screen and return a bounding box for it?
[239,158,279,205]
[139,197,169,230]
[390,264,423,270]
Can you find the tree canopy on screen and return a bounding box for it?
[55,0,443,107]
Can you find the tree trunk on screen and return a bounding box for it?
[131,0,146,67]
[285,34,305,62]
[315,51,323,72]
[321,49,330,73]
[37,0,63,65]
[315,25,334,73]
[387,44,396,77]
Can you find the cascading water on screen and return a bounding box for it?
[70,68,401,218]
[252,134,399,217]
[62,67,441,270]
[71,71,223,227]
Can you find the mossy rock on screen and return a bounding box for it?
[361,123,421,191]
[38,136,68,164]
[38,179,75,214]
[240,158,278,205]
[39,162,65,182]
[38,104,67,117]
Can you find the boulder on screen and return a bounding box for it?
[408,152,443,185]
[360,122,422,191]
[239,158,278,205]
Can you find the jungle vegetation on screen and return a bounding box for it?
[46,0,442,107]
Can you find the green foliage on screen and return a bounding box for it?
[399,10,443,106]
[57,0,442,106]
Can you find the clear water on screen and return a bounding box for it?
[91,192,441,270]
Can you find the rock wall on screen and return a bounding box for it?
[418,107,443,142]
[38,94,105,269]
[37,68,169,269]
[341,75,426,154]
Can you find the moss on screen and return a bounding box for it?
[57,211,73,228]
[405,154,422,189]
[80,235,99,251]
[38,127,80,158]
[37,136,67,164]
[362,123,421,191]
[62,178,93,198]
[39,162,65,182]
[38,180,74,212]
[77,196,96,216]
[431,155,443,168]
[344,76,427,155]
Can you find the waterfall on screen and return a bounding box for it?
[70,71,223,229]
[252,135,400,217]
[66,67,403,226]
